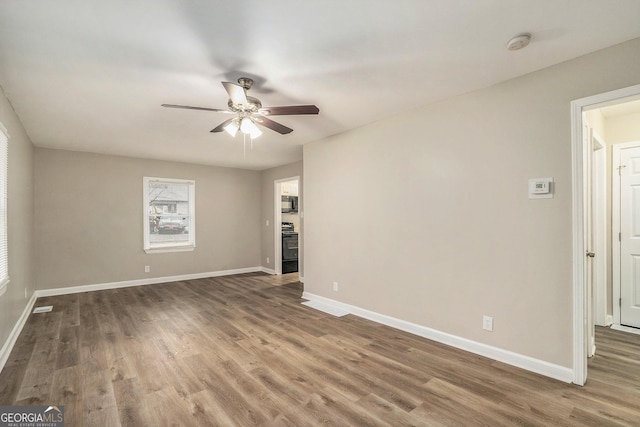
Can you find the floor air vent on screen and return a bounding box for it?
[33,306,53,314]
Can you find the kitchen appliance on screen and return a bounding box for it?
[281,221,298,273]
[281,195,298,213]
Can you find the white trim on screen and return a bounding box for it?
[299,275,305,283]
[260,267,276,275]
[144,246,195,254]
[610,324,640,336]
[34,266,265,297]
[571,98,587,386]
[274,180,283,275]
[606,315,613,326]
[0,292,37,373]
[571,83,640,386]
[302,292,573,383]
[592,132,607,327]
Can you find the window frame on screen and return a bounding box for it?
[0,122,9,297]
[143,176,196,254]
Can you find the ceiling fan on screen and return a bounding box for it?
[162,77,319,139]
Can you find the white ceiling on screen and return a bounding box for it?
[1,1,640,170]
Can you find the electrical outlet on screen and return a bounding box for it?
[266,219,269,227]
[333,282,339,292]
[483,315,493,332]
[144,265,150,273]
[266,257,270,264]
[24,288,27,299]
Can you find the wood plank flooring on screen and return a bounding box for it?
[1,272,640,426]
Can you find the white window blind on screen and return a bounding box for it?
[0,125,9,296]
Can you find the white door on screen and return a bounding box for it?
[619,146,640,328]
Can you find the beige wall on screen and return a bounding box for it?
[0,88,35,353]
[606,111,640,144]
[35,148,261,290]
[260,161,303,275]
[303,38,640,368]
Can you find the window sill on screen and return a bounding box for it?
[144,245,195,254]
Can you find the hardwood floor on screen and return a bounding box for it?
[1,272,639,426]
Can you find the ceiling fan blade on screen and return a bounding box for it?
[254,116,293,134]
[222,82,248,106]
[210,118,234,133]
[260,105,319,116]
[161,104,231,113]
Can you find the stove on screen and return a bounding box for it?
[282,221,295,233]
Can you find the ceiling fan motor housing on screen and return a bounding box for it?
[237,77,254,90]
[228,96,262,113]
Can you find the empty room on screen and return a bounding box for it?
[1,1,640,425]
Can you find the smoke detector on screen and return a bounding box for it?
[506,33,531,51]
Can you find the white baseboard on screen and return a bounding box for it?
[260,267,276,275]
[35,266,266,298]
[301,292,573,384]
[611,324,640,336]
[0,292,37,373]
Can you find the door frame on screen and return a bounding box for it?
[274,176,300,275]
[571,83,640,386]
[591,132,607,328]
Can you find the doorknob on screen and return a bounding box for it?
[586,252,595,258]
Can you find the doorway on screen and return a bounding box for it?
[612,141,640,331]
[571,83,640,386]
[274,176,300,276]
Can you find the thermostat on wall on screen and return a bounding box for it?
[529,178,553,199]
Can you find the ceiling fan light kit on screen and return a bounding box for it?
[223,119,239,137]
[162,77,319,142]
[239,118,262,139]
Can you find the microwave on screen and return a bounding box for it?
[282,195,298,213]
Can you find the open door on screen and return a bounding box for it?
[618,143,640,328]
[572,83,640,386]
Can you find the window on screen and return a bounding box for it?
[0,123,8,296]
[143,177,195,253]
